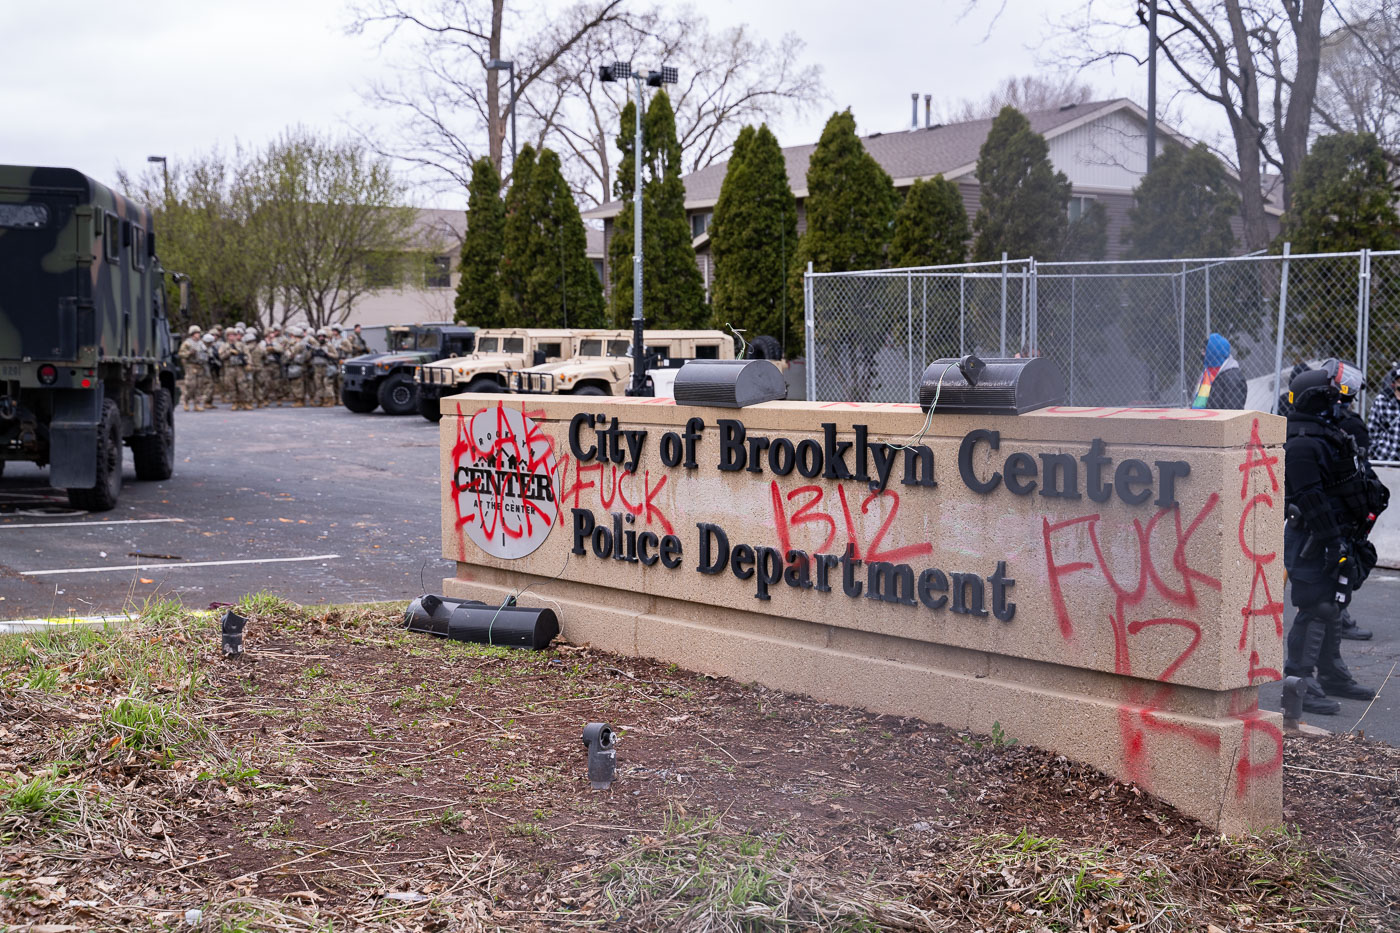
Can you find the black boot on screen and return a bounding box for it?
[1339,608,1373,641]
[1319,655,1376,701]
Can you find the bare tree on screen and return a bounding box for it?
[1313,0,1400,163]
[348,1,825,206]
[1055,1,1328,252]
[348,0,629,190]
[938,73,1100,123]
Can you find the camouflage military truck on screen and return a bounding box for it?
[340,323,477,415]
[505,330,735,396]
[0,165,184,510]
[413,328,581,421]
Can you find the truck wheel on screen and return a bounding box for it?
[467,378,501,394]
[342,387,378,413]
[377,372,417,415]
[417,395,442,422]
[132,388,175,481]
[67,399,123,511]
[573,386,607,396]
[746,335,783,361]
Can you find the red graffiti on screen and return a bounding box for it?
[554,454,675,536]
[767,480,932,564]
[1237,418,1284,656]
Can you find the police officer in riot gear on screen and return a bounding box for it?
[1283,366,1384,715]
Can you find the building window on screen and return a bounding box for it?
[690,211,712,239]
[591,259,604,282]
[425,254,452,288]
[104,213,120,261]
[1068,195,1096,223]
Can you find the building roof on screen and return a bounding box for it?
[584,99,1143,220]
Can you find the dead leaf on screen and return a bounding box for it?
[139,578,154,584]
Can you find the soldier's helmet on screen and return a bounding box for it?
[288,326,303,337]
[318,327,332,338]
[234,321,246,330]
[188,324,202,336]
[330,324,342,333]
[243,331,257,343]
[1289,368,1340,415]
[202,333,216,345]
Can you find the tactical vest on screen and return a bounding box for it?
[1289,419,1383,526]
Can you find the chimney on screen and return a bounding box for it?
[924,94,931,128]
[911,93,918,131]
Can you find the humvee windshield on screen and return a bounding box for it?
[580,338,632,357]
[388,329,413,352]
[695,343,721,359]
[535,341,563,358]
[476,337,497,353]
[416,329,440,351]
[502,337,525,354]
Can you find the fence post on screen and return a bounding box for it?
[1271,243,1292,415]
[907,269,915,403]
[1204,264,1211,337]
[1069,277,1076,405]
[1030,258,1039,356]
[1359,248,1372,413]
[804,261,816,402]
[959,275,966,356]
[1178,261,1187,405]
[1000,252,1009,356]
[921,277,927,382]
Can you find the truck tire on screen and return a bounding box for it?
[467,378,501,394]
[417,395,442,422]
[342,386,378,413]
[377,372,418,415]
[572,385,607,396]
[746,335,783,361]
[67,399,122,511]
[132,388,175,481]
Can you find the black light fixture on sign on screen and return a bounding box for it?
[673,359,787,408]
[918,356,1065,415]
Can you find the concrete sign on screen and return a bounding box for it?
[441,396,1286,832]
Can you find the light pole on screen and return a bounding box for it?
[485,58,517,171]
[147,154,169,202]
[600,61,677,395]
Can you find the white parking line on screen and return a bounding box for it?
[2,518,187,529]
[20,554,341,576]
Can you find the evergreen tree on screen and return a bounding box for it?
[1282,132,1400,252]
[792,109,898,388]
[454,157,505,326]
[971,107,1071,261]
[1125,143,1238,260]
[1059,200,1108,262]
[890,175,969,267]
[500,145,604,328]
[642,91,707,328]
[795,110,898,274]
[710,124,798,350]
[1283,133,1400,380]
[607,92,706,329]
[498,145,538,327]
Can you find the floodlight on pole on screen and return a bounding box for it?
[602,59,678,395]
[147,155,169,202]
[485,58,517,169]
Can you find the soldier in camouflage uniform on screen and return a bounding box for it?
[220,327,252,411]
[260,328,284,406]
[243,329,266,408]
[177,325,204,411]
[289,326,317,407]
[327,325,346,403]
[199,333,218,408]
[350,323,369,356]
[312,327,338,407]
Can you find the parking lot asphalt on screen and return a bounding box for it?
[1,401,1396,745]
[0,403,452,618]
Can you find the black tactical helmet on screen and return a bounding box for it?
[1289,367,1339,415]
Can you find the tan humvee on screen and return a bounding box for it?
[505,329,736,396]
[414,328,578,420]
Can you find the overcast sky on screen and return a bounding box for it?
[3,0,1160,207]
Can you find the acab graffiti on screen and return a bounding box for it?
[450,403,561,560]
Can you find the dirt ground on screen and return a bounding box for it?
[1,598,1398,932]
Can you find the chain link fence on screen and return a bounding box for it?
[804,248,1400,422]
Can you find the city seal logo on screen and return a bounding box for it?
[453,403,560,559]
